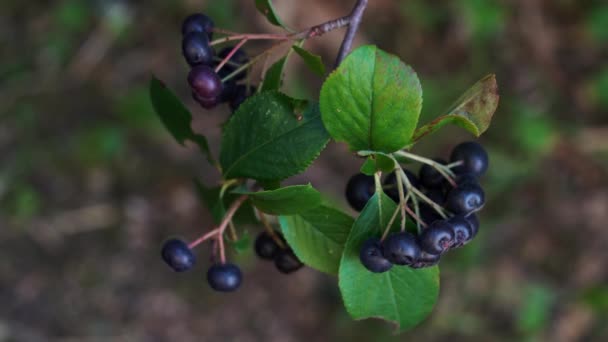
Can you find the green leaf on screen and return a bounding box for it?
[254,0,288,28]
[360,157,377,176]
[279,204,354,274]
[149,77,215,165]
[412,74,499,142]
[360,154,395,175]
[339,192,439,332]
[320,45,423,153]
[194,180,257,225]
[220,91,330,181]
[228,232,251,254]
[292,46,325,76]
[261,57,287,92]
[233,184,322,215]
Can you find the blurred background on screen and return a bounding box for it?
[2,0,608,341]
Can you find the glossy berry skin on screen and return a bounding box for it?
[382,232,421,265]
[207,263,242,292]
[254,231,281,260]
[217,46,249,80]
[419,159,447,189]
[465,213,480,238]
[446,182,485,214]
[448,215,475,248]
[192,91,219,109]
[274,249,303,274]
[418,220,455,255]
[182,32,214,66]
[161,239,196,272]
[450,141,489,177]
[345,173,375,212]
[188,65,222,100]
[359,237,393,273]
[410,251,441,269]
[182,13,214,39]
[384,170,419,203]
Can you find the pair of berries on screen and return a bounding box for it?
[161,238,242,292]
[254,231,303,274]
[181,13,253,111]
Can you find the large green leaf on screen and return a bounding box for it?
[292,45,325,76]
[320,45,423,153]
[149,77,215,165]
[412,74,499,142]
[234,184,321,215]
[220,91,330,181]
[339,192,439,332]
[254,0,288,28]
[279,204,354,274]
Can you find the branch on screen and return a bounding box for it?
[334,0,369,68]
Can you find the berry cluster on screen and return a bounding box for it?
[181,13,254,111]
[254,231,303,274]
[346,141,489,273]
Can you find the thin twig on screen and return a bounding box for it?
[335,0,369,68]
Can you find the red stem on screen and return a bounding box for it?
[215,38,248,73]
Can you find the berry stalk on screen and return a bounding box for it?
[395,150,457,187]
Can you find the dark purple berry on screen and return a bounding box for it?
[219,80,237,103]
[217,46,249,81]
[207,263,242,292]
[448,215,474,248]
[254,231,281,260]
[345,173,375,212]
[410,251,441,269]
[192,91,220,109]
[274,249,303,274]
[161,238,196,272]
[359,237,393,273]
[418,220,455,255]
[182,32,214,66]
[450,141,489,177]
[382,232,421,265]
[445,182,485,214]
[182,13,214,39]
[188,65,222,99]
[384,170,419,203]
[465,213,480,238]
[229,85,256,112]
[419,159,447,189]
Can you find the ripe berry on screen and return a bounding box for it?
[217,46,249,81]
[450,141,489,177]
[419,159,447,189]
[448,215,475,248]
[254,231,281,260]
[465,213,480,238]
[182,32,214,67]
[345,173,375,212]
[161,238,196,272]
[188,65,222,100]
[418,220,455,255]
[359,237,393,273]
[229,85,256,112]
[219,80,237,103]
[382,232,421,266]
[192,91,220,109]
[417,190,444,225]
[207,263,242,292]
[445,182,485,214]
[383,170,419,203]
[182,13,214,39]
[274,249,303,274]
[410,251,441,269]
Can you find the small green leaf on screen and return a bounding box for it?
[194,180,257,225]
[320,45,423,153]
[279,204,354,274]
[292,46,325,76]
[412,74,499,142]
[261,57,287,91]
[149,77,215,165]
[254,0,288,28]
[220,91,330,181]
[234,184,322,215]
[360,154,395,175]
[339,192,439,332]
[228,232,251,254]
[360,157,377,176]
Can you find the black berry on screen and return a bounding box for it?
[450,141,489,177]
[382,232,421,266]
[217,46,249,81]
[274,249,303,274]
[417,189,444,225]
[345,173,375,212]
[418,220,455,255]
[161,238,196,272]
[254,231,281,260]
[419,159,447,189]
[445,182,485,214]
[359,237,393,273]
[207,263,242,292]
[448,215,475,248]
[410,251,441,269]
[229,85,256,112]
[182,32,214,66]
[188,65,223,100]
[192,91,220,109]
[384,170,419,203]
[219,80,237,103]
[182,13,214,39]
[465,213,480,238]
